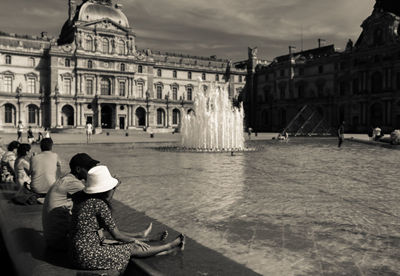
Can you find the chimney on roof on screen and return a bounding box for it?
[41,32,48,39]
[69,0,76,21]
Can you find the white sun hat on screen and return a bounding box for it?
[84,165,119,194]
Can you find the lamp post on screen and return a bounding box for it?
[180,95,185,108]
[145,91,150,128]
[16,83,22,123]
[165,92,169,128]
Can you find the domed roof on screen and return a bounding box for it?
[78,1,129,28]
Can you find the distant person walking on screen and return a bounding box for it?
[338,121,345,148]
[17,121,24,142]
[29,138,61,199]
[86,122,93,143]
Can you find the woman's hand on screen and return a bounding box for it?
[133,239,150,251]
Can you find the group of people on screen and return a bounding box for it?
[17,121,51,144]
[0,139,185,273]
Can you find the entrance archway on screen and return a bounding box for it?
[135,107,146,127]
[370,102,383,127]
[101,105,113,129]
[61,105,74,126]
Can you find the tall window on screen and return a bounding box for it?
[173,109,180,125]
[5,104,13,123]
[65,59,70,67]
[86,37,93,51]
[27,78,36,93]
[157,109,164,125]
[5,55,11,65]
[172,87,178,100]
[187,87,193,101]
[119,81,126,96]
[157,86,162,99]
[86,79,93,95]
[29,58,35,67]
[157,69,162,77]
[173,70,177,78]
[239,75,243,82]
[203,85,207,92]
[101,78,111,95]
[188,72,192,79]
[202,72,206,80]
[64,79,72,95]
[28,105,36,124]
[137,83,144,98]
[280,87,285,99]
[103,39,109,54]
[318,65,324,74]
[118,41,125,55]
[4,76,12,92]
[216,74,219,81]
[88,60,93,69]
[120,63,126,72]
[138,65,143,73]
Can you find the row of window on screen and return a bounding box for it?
[85,36,129,55]
[155,69,244,82]
[155,85,193,101]
[2,76,37,93]
[4,55,36,67]
[3,104,39,124]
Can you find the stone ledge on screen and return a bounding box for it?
[0,185,260,276]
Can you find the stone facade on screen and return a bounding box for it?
[244,0,400,134]
[0,0,245,132]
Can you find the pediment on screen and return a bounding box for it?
[78,19,130,33]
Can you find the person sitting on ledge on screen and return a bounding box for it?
[1,141,20,183]
[29,138,61,200]
[42,153,99,250]
[14,144,32,189]
[70,165,185,273]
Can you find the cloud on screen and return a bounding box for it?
[0,0,376,60]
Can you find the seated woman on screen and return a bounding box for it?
[14,144,31,188]
[70,165,185,272]
[1,141,20,183]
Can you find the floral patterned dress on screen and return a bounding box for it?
[70,197,139,272]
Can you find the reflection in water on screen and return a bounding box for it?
[55,139,400,276]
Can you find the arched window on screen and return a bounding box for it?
[120,63,126,72]
[28,105,38,124]
[88,60,93,69]
[101,78,111,95]
[202,72,206,80]
[187,87,193,101]
[103,38,109,54]
[138,65,143,73]
[4,104,14,124]
[86,36,93,51]
[172,109,180,125]
[5,55,11,65]
[65,58,71,67]
[172,87,178,100]
[157,109,165,126]
[173,70,177,78]
[157,69,162,77]
[157,85,162,99]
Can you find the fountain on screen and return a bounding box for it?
[180,81,248,152]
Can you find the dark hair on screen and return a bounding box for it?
[40,138,53,151]
[7,141,20,152]
[17,143,31,158]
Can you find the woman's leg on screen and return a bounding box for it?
[130,234,185,258]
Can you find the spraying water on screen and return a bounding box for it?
[181,81,245,151]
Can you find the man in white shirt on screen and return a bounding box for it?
[86,122,93,143]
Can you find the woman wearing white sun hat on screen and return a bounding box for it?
[70,165,185,272]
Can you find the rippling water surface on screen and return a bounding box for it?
[56,139,400,276]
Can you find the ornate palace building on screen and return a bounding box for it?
[0,0,245,132]
[243,0,400,134]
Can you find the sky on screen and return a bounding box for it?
[0,0,375,61]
